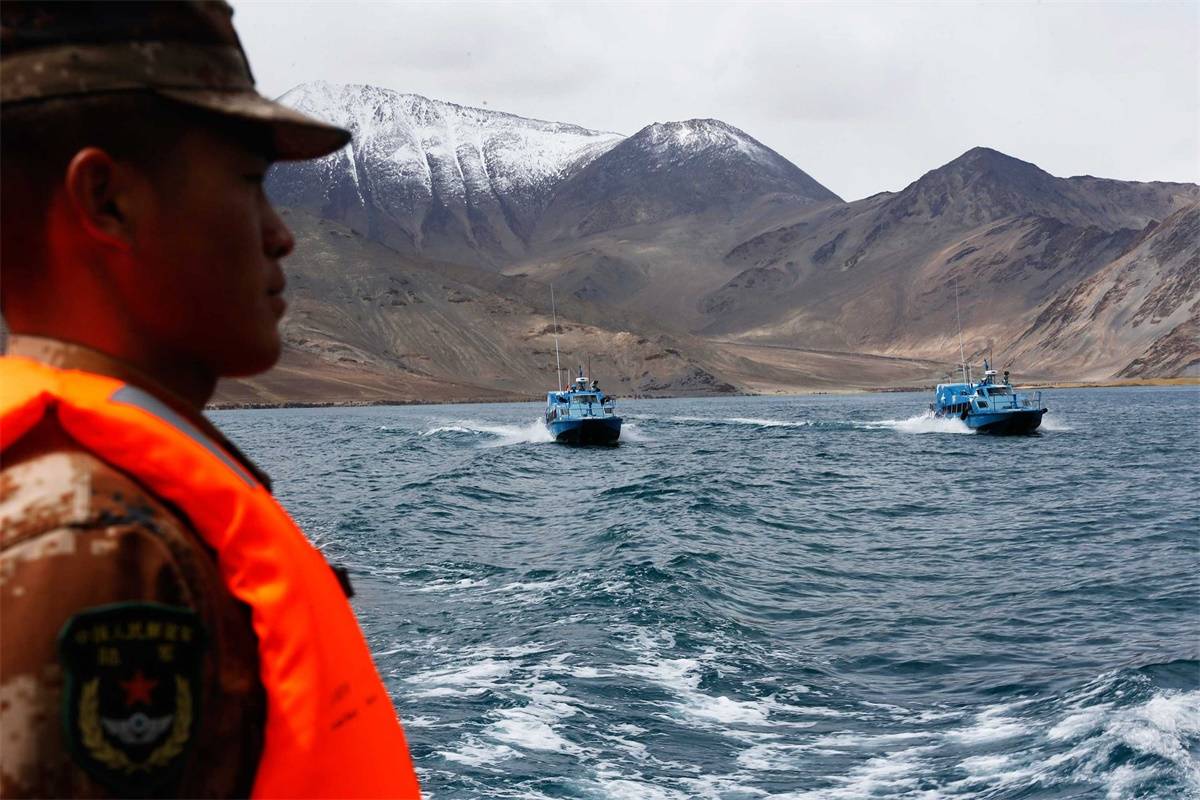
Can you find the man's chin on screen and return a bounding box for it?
[219,336,283,378]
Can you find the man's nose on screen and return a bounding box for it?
[263,202,295,260]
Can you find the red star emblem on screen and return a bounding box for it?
[120,670,159,706]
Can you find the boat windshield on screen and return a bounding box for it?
[571,394,599,404]
[986,387,1011,396]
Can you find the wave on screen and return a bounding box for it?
[726,417,814,428]
[412,409,1068,450]
[779,659,1200,799]
[422,418,650,445]
[399,612,1198,797]
[665,413,973,434]
[421,410,1049,441]
[421,418,554,446]
[597,625,1200,797]
[620,421,650,442]
[856,413,975,435]
[665,415,812,428]
[411,645,586,770]
[421,424,475,435]
[1040,413,1073,432]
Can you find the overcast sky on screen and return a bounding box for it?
[232,1,1198,201]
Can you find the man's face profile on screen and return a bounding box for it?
[120,123,295,378]
[0,0,350,402]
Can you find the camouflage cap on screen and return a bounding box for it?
[0,0,349,160]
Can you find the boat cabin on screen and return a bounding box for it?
[933,382,973,416]
[934,364,1041,417]
[545,378,617,423]
[928,359,1047,434]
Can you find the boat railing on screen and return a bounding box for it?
[554,406,605,420]
[1014,391,1043,410]
[547,395,619,422]
[988,390,1043,410]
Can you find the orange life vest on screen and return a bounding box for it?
[0,356,421,798]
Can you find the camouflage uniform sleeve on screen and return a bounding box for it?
[1,527,194,796]
[0,445,264,797]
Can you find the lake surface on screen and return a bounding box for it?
[212,387,1199,799]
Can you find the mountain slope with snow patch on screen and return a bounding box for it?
[266,82,624,264]
[534,118,841,241]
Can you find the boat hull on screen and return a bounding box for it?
[547,416,622,445]
[968,408,1045,435]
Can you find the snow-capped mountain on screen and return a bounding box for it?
[535,118,841,240]
[267,82,624,263]
[266,83,842,265]
[257,85,1200,389]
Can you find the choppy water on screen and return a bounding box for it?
[211,387,1200,799]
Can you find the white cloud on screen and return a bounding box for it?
[232,0,1199,201]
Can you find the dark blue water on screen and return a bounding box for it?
[212,387,1200,799]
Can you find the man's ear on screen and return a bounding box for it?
[62,147,142,251]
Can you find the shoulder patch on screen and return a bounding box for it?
[57,603,206,796]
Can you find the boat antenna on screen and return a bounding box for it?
[550,285,563,391]
[954,276,967,384]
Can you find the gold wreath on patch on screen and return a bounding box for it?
[79,675,192,773]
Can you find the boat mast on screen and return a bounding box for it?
[954,276,967,384]
[551,285,563,391]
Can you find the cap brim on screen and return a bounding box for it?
[156,88,350,160]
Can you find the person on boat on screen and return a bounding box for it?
[0,2,420,797]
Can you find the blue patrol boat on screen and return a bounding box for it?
[545,368,622,444]
[931,360,1047,434]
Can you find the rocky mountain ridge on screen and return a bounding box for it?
[704,147,1197,368]
[533,118,840,241]
[266,82,839,267]
[266,82,624,264]
[217,210,952,405]
[1008,202,1200,380]
[231,85,1199,404]
[885,147,1191,230]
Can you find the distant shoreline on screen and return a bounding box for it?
[1022,377,1199,390]
[206,377,1197,412]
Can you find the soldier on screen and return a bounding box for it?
[0,2,420,797]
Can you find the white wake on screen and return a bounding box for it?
[422,418,554,446]
[1039,414,1072,432]
[859,413,975,435]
